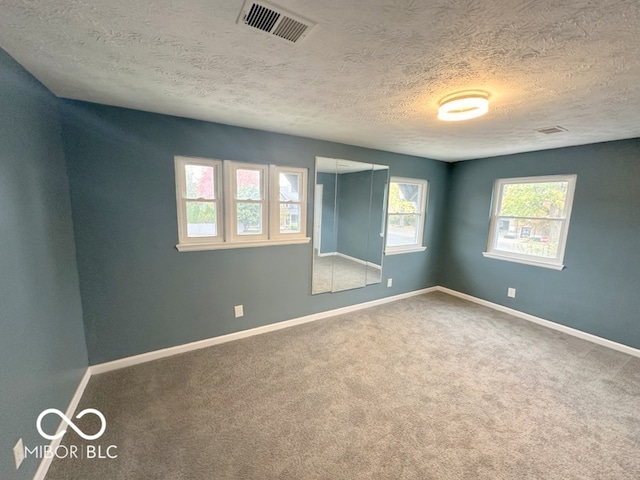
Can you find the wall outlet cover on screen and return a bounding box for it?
[508,287,516,298]
[234,305,244,317]
[14,438,24,469]
[387,278,393,287]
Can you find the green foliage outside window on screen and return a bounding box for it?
[237,185,261,231]
[500,182,568,218]
[497,181,569,259]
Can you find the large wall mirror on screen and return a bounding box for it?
[312,157,389,294]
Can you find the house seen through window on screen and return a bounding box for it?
[484,174,577,270]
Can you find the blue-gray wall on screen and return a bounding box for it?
[60,101,449,364]
[336,169,388,265]
[440,139,640,349]
[4,51,638,480]
[0,50,88,479]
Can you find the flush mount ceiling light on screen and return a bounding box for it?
[438,91,489,121]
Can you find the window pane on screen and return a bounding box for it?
[387,214,419,246]
[279,173,300,202]
[236,169,261,200]
[499,182,569,218]
[280,204,301,234]
[236,203,262,235]
[186,201,217,237]
[185,165,215,199]
[388,182,421,214]
[493,217,563,258]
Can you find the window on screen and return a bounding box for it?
[226,162,268,242]
[174,157,223,246]
[175,157,309,251]
[272,167,306,239]
[483,174,577,270]
[385,177,428,254]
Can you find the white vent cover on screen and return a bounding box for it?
[535,126,568,134]
[237,0,316,43]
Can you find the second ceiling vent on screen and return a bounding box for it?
[237,0,316,43]
[535,126,568,134]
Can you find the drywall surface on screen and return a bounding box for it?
[441,139,640,348]
[60,101,449,364]
[0,48,88,480]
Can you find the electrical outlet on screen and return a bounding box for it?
[14,438,24,469]
[234,305,244,318]
[387,278,393,287]
[507,287,516,298]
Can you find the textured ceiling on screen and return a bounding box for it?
[1,0,640,161]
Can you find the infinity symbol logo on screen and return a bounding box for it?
[37,408,107,441]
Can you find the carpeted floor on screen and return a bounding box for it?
[47,292,640,479]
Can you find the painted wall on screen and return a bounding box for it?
[60,101,449,364]
[2,35,640,479]
[0,49,88,479]
[440,139,640,349]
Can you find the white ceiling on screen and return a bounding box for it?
[1,0,639,161]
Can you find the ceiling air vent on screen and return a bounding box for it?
[535,126,568,134]
[237,0,315,43]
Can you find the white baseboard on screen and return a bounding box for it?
[91,286,438,375]
[436,286,640,359]
[34,285,639,479]
[33,367,91,480]
[335,253,382,270]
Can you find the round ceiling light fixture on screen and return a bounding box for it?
[438,91,489,121]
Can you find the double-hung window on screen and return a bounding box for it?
[175,158,223,246]
[385,177,428,254]
[175,156,309,251]
[226,162,268,242]
[272,167,306,239]
[483,174,577,270]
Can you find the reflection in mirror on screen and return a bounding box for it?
[312,157,389,294]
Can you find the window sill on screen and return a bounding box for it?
[385,246,427,256]
[176,237,311,252]
[482,251,565,270]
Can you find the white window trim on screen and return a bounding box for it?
[176,237,310,252]
[174,156,223,246]
[384,177,428,255]
[483,174,577,270]
[175,157,310,252]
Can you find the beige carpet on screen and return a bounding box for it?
[47,292,640,479]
